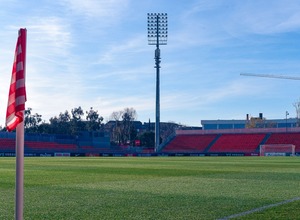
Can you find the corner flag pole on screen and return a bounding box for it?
[15,28,27,220]
[6,28,27,220]
[15,120,25,220]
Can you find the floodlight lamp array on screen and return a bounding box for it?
[147,13,168,45]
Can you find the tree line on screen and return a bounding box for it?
[21,106,104,135]
[0,106,158,147]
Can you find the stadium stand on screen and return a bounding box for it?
[208,133,266,153]
[1,128,300,156]
[160,128,300,155]
[25,141,77,151]
[141,148,155,154]
[265,133,300,153]
[162,134,217,153]
[0,138,15,151]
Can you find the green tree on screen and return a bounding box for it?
[71,106,84,121]
[37,121,52,134]
[24,108,42,133]
[86,107,103,131]
[49,110,71,134]
[70,106,85,135]
[139,131,155,148]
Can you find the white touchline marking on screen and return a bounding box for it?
[218,197,300,220]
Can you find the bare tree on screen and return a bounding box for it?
[293,99,300,126]
[122,108,137,143]
[109,108,138,145]
[110,111,123,144]
[110,111,122,121]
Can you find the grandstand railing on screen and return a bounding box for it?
[158,131,176,152]
[176,127,300,135]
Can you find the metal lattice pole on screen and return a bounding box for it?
[147,13,168,152]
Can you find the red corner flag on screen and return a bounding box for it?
[6,28,27,132]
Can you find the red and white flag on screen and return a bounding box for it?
[6,28,27,132]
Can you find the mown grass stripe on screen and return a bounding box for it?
[218,197,300,220]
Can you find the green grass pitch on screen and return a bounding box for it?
[0,157,299,219]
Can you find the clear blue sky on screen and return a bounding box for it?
[1,0,300,127]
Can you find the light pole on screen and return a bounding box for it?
[286,111,289,132]
[147,13,168,152]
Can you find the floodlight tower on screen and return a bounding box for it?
[147,13,168,152]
